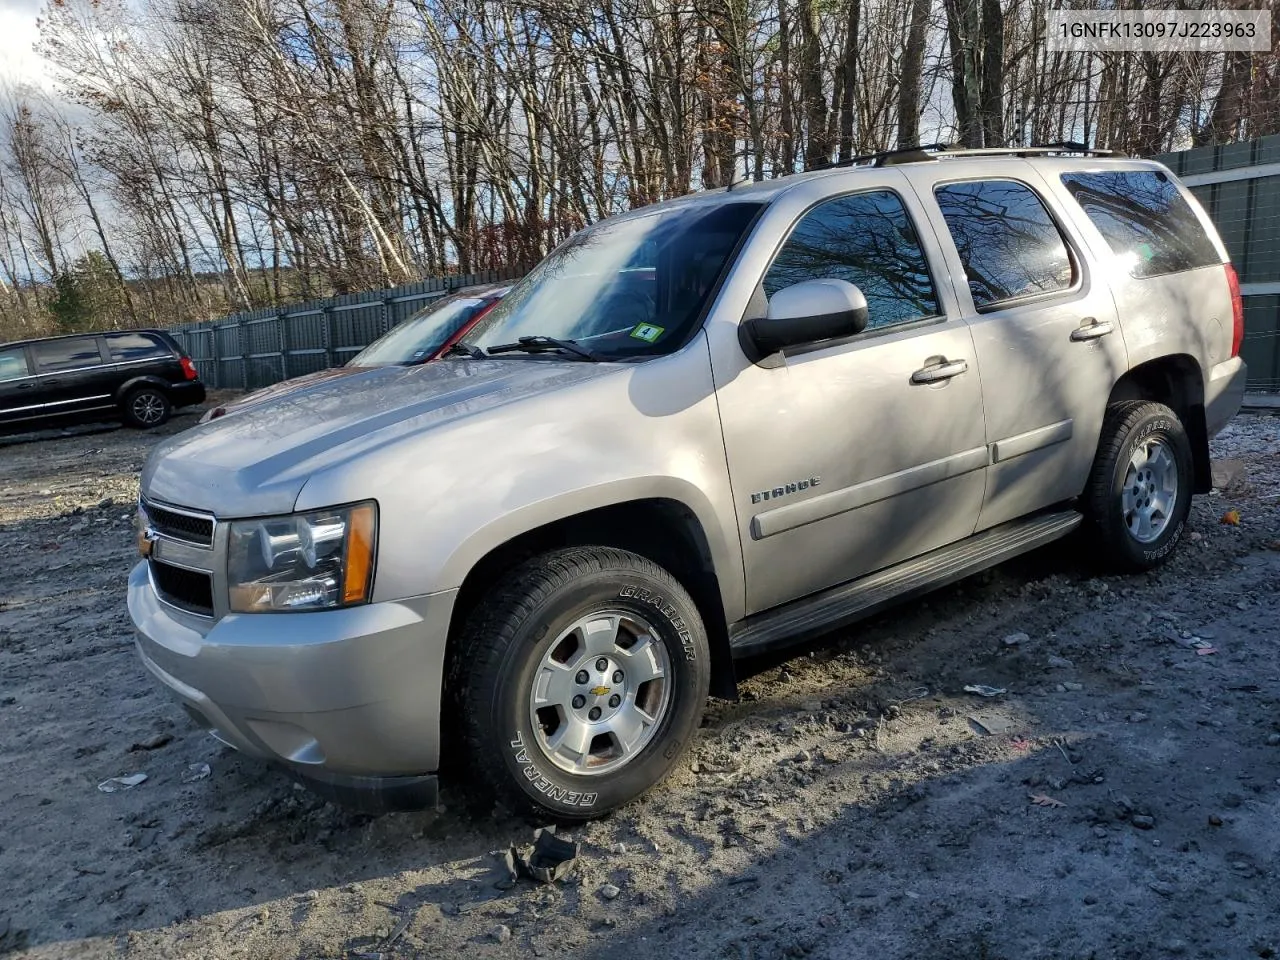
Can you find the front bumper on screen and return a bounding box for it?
[1205,357,1248,437]
[127,561,456,809]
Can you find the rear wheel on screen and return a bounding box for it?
[1084,400,1193,570]
[122,386,171,429]
[452,546,710,820]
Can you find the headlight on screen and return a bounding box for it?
[227,502,377,613]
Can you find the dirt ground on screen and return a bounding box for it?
[2,406,1279,960]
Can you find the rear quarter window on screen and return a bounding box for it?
[105,332,172,361]
[1059,170,1221,278]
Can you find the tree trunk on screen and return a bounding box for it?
[837,0,860,161]
[798,0,828,167]
[1203,52,1252,144]
[979,0,1004,146]
[944,0,981,146]
[897,0,931,147]
[778,0,797,171]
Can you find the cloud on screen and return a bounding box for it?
[0,0,54,90]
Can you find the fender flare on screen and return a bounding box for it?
[437,476,744,623]
[113,375,171,405]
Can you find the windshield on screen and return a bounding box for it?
[349,295,492,366]
[468,201,762,359]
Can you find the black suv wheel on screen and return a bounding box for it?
[452,546,710,820]
[122,386,172,429]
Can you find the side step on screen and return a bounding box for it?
[729,509,1083,659]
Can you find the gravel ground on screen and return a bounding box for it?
[2,408,1279,960]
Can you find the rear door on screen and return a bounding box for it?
[30,336,117,417]
[904,166,1126,531]
[0,345,40,424]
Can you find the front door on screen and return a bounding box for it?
[0,345,40,424]
[904,166,1127,531]
[709,180,988,615]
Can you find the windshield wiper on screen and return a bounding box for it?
[485,336,601,361]
[443,340,486,360]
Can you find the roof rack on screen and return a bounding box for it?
[809,144,948,171]
[811,141,1124,171]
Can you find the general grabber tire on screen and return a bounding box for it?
[1084,400,1194,572]
[453,546,710,820]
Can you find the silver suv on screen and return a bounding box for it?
[128,145,1247,819]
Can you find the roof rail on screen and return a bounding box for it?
[809,143,950,172]
[810,141,1125,171]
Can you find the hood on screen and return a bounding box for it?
[205,366,364,420]
[144,359,616,517]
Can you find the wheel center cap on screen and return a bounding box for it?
[570,657,624,718]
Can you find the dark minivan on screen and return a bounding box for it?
[0,330,205,431]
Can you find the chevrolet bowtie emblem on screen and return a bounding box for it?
[589,686,610,696]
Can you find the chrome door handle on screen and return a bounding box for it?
[911,359,969,384]
[1070,319,1114,342]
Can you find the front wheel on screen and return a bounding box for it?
[1083,400,1193,571]
[452,547,710,820]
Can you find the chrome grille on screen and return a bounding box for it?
[143,501,214,546]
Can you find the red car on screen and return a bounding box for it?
[349,283,511,366]
[202,283,510,422]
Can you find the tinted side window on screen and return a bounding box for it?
[934,180,1074,309]
[0,347,29,382]
[105,332,171,361]
[764,190,939,330]
[1060,170,1220,278]
[31,337,104,372]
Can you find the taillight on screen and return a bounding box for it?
[1225,263,1245,358]
[180,356,199,380]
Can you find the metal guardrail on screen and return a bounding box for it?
[167,267,524,391]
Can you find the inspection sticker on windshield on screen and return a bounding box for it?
[630,323,665,343]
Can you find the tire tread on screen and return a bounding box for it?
[450,546,695,818]
[1084,399,1188,569]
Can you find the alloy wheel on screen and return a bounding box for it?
[132,392,166,425]
[1121,436,1179,544]
[528,610,671,776]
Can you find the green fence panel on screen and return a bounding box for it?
[168,267,525,390]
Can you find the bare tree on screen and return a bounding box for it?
[0,0,1272,341]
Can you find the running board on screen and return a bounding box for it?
[729,509,1083,659]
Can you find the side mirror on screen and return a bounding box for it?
[741,279,869,360]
